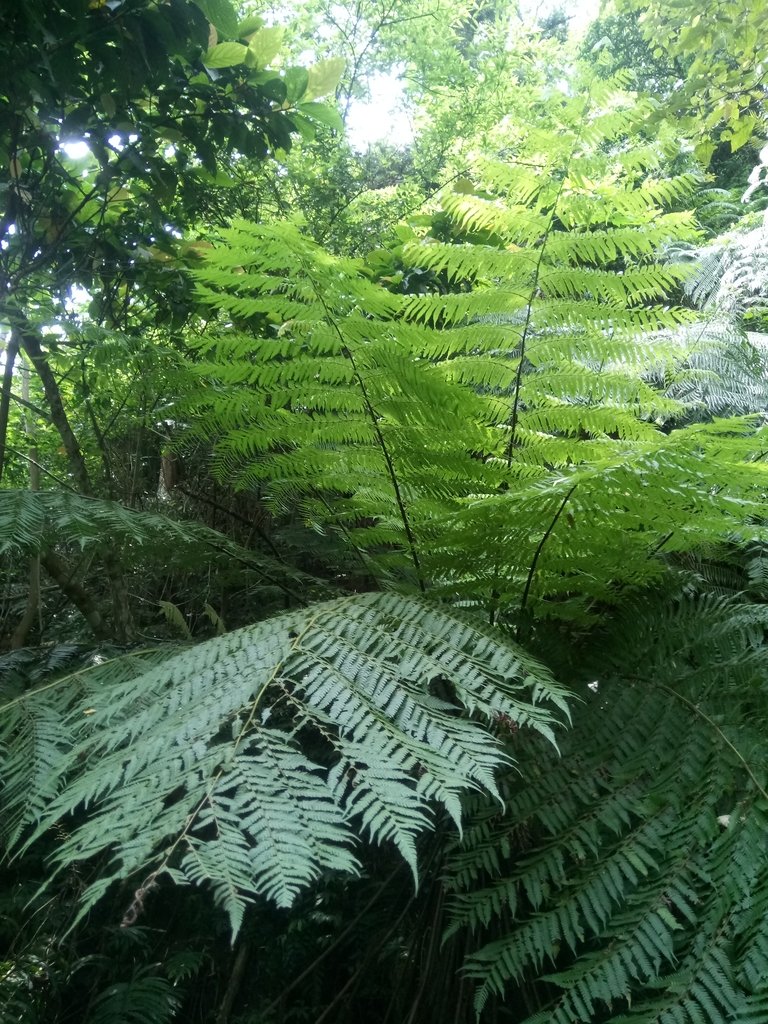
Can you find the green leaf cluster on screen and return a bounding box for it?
[447,593,768,1023]
[4,10,768,1023]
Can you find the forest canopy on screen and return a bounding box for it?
[3,1,768,1022]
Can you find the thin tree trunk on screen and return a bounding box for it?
[0,329,19,482]
[40,550,108,639]
[215,942,250,1024]
[17,326,91,494]
[11,358,40,647]
[14,316,135,639]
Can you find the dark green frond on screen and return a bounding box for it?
[444,596,768,1021]
[2,593,568,933]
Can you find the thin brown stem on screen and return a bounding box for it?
[310,886,415,1024]
[518,484,577,636]
[505,171,569,466]
[215,941,250,1024]
[261,864,404,1018]
[654,680,768,804]
[404,888,444,1024]
[308,284,426,593]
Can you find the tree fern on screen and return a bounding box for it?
[1,592,568,934]
[185,80,768,623]
[674,211,768,315]
[6,66,768,1024]
[443,593,768,1021]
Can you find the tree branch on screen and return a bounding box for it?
[0,330,20,482]
[40,550,108,638]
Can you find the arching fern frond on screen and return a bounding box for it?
[647,318,768,417]
[2,593,569,935]
[0,646,178,847]
[675,212,768,315]
[443,594,768,1022]
[0,487,318,603]
[87,969,180,1024]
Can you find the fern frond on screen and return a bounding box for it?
[0,488,318,604]
[678,212,768,314]
[3,593,568,933]
[185,85,768,624]
[0,647,177,846]
[444,595,768,1021]
[87,969,181,1024]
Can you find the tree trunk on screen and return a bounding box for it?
[17,326,91,494]
[0,329,19,482]
[11,358,40,647]
[13,316,135,640]
[39,550,108,639]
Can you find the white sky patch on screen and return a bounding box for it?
[346,70,413,151]
[344,0,600,150]
[60,140,91,160]
[66,285,92,313]
[572,0,601,35]
[521,0,601,35]
[41,324,67,338]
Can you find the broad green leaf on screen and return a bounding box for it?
[298,101,344,133]
[237,14,265,38]
[100,92,116,117]
[247,26,284,69]
[730,114,757,152]
[288,112,317,141]
[260,77,288,104]
[193,0,239,39]
[304,57,346,101]
[204,41,248,68]
[284,67,309,104]
[678,21,708,50]
[693,140,716,165]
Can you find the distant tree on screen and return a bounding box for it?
[618,0,768,156]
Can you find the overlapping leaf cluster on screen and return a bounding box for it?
[4,58,768,1024]
[445,594,768,1024]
